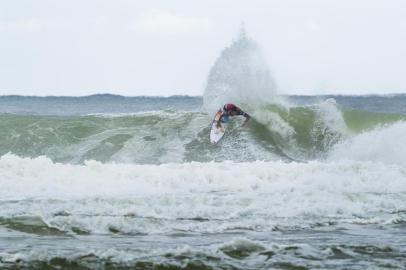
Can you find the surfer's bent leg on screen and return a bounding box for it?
[221,114,229,123]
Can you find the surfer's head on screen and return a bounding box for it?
[224,104,240,115]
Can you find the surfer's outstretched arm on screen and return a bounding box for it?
[241,111,250,126]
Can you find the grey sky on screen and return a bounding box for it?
[1,0,406,96]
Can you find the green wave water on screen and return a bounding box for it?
[0,103,404,164]
[1,97,406,270]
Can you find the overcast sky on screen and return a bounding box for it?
[1,0,406,96]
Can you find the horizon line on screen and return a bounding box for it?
[1,92,406,98]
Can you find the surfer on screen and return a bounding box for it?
[215,104,250,128]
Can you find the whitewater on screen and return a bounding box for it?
[0,94,405,270]
[1,33,406,269]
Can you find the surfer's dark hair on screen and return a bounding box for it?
[224,104,239,112]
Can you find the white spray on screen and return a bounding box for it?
[203,27,277,114]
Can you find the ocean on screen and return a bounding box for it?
[0,94,405,269]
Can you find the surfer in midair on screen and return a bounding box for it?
[214,104,250,129]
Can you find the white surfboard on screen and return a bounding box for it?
[210,111,226,144]
[210,122,226,144]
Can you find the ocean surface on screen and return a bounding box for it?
[0,94,405,269]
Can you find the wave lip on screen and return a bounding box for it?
[329,121,406,166]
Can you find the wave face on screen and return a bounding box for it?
[0,100,404,164]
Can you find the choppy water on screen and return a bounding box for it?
[0,94,406,269]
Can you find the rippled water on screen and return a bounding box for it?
[0,95,406,269]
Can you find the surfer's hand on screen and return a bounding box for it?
[241,115,250,127]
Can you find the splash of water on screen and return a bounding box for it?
[203,27,277,114]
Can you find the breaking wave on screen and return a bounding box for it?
[0,99,404,164]
[0,154,405,236]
